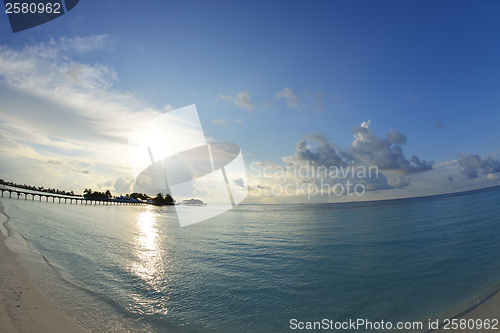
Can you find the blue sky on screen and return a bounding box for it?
[1,1,500,203]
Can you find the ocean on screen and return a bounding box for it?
[1,187,500,332]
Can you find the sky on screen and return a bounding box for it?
[1,0,500,204]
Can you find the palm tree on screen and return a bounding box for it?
[165,193,174,204]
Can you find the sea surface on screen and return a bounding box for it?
[2,187,500,332]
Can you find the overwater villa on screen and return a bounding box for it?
[179,198,207,206]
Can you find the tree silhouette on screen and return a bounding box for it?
[153,192,175,205]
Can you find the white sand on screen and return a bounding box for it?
[0,209,89,333]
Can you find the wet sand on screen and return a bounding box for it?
[0,208,89,333]
[433,290,500,333]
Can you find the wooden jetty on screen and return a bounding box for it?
[0,188,144,206]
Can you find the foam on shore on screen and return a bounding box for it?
[0,202,89,333]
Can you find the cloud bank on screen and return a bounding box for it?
[457,153,500,179]
[282,120,433,177]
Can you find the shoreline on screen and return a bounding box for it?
[432,287,500,333]
[0,204,89,333]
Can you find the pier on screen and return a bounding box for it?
[0,188,144,206]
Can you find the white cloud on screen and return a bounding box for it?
[279,121,433,191]
[275,87,326,111]
[113,177,134,194]
[276,87,300,110]
[59,35,111,53]
[233,177,245,188]
[487,174,499,181]
[0,37,164,193]
[457,153,500,179]
[0,122,84,150]
[65,64,84,85]
[385,129,407,144]
[218,91,254,111]
[212,119,229,126]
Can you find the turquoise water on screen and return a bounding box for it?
[2,187,500,332]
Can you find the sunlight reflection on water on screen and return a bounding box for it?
[130,207,171,316]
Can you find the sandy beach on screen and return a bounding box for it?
[433,291,500,333]
[0,207,89,333]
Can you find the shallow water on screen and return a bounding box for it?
[2,187,500,332]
